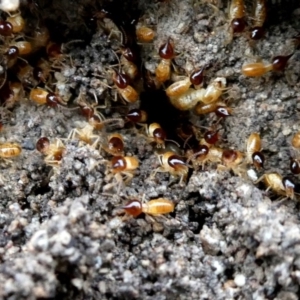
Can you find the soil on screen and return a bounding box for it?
[0,0,300,299]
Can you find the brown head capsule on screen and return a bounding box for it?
[126,109,148,123]
[122,199,143,217]
[271,54,293,72]
[250,27,265,40]
[0,143,22,158]
[158,38,174,59]
[36,137,50,154]
[113,70,130,89]
[46,42,62,59]
[222,149,243,168]
[290,158,300,175]
[231,18,246,33]
[0,21,13,36]
[147,123,166,146]
[46,92,60,108]
[190,68,204,86]
[204,130,219,145]
[104,133,124,156]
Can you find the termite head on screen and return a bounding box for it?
[222,149,243,167]
[113,70,130,89]
[121,47,138,63]
[192,144,209,161]
[290,158,300,175]
[107,133,124,156]
[111,156,139,173]
[148,123,166,146]
[250,27,265,40]
[126,109,148,123]
[204,130,219,145]
[231,18,246,33]
[158,38,174,59]
[271,53,294,72]
[36,137,50,154]
[0,20,13,36]
[252,152,265,170]
[122,199,142,217]
[215,106,232,117]
[190,67,204,86]
[282,177,295,200]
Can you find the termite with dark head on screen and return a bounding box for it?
[226,0,246,43]
[112,70,139,103]
[36,137,66,167]
[246,133,264,169]
[242,53,294,77]
[155,38,175,84]
[122,198,174,217]
[104,155,139,193]
[153,151,188,184]
[165,67,205,98]
[249,0,267,40]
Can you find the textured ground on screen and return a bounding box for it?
[0,0,300,299]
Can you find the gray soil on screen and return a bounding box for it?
[0,0,300,299]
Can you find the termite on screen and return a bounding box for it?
[242,53,294,77]
[246,133,264,169]
[122,198,174,217]
[250,0,267,40]
[155,38,175,83]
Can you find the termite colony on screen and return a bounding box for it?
[0,0,299,219]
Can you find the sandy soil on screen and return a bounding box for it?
[0,0,300,299]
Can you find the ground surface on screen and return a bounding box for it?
[0,0,300,299]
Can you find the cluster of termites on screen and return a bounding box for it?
[0,1,299,220]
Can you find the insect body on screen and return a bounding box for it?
[136,26,155,43]
[169,77,227,110]
[165,68,204,98]
[155,39,174,83]
[0,143,22,158]
[36,137,66,167]
[153,151,188,184]
[256,173,295,199]
[113,70,139,103]
[242,54,293,77]
[122,198,174,217]
[246,133,264,169]
[229,0,246,34]
[250,0,267,40]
